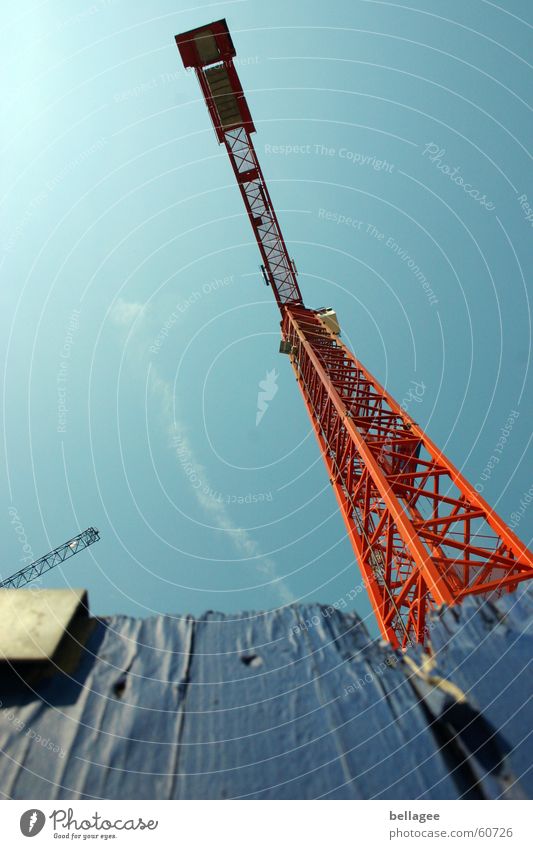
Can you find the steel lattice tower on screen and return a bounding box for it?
[175,20,533,647]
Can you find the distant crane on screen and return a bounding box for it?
[175,20,533,647]
[0,528,100,590]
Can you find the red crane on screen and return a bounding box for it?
[175,20,533,648]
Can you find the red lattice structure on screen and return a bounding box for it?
[176,20,533,647]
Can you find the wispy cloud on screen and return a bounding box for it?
[113,298,292,605]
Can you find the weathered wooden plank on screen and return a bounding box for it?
[0,589,531,799]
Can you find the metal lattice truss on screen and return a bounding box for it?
[223,128,303,309]
[0,527,100,590]
[283,307,533,647]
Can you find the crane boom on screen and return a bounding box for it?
[0,528,100,590]
[176,20,533,647]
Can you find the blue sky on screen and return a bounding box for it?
[1,0,532,638]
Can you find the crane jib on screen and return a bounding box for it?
[175,19,533,648]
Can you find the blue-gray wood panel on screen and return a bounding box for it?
[424,583,533,796]
[0,589,531,799]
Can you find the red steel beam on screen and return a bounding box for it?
[176,19,303,311]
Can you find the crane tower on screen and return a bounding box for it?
[175,20,533,648]
[0,528,100,590]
